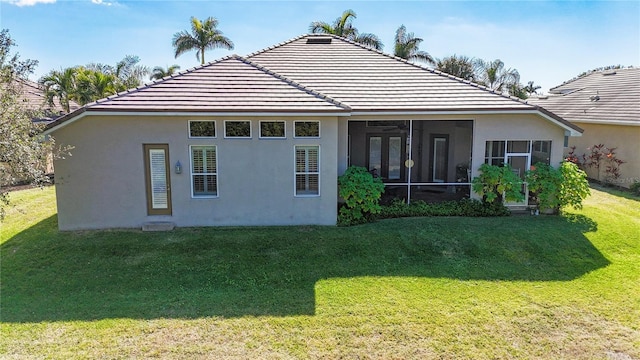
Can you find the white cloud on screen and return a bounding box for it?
[3,0,55,6]
[91,0,115,6]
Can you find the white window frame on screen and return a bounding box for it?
[294,145,320,197]
[188,120,216,139]
[259,120,286,139]
[224,120,252,139]
[190,145,219,198]
[293,120,320,139]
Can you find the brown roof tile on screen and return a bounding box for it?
[46,34,582,134]
[247,34,535,112]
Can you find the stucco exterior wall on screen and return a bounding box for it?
[567,123,640,188]
[52,115,339,230]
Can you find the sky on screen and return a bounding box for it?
[1,0,638,93]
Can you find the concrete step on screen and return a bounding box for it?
[142,221,175,232]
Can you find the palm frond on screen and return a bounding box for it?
[355,33,383,50]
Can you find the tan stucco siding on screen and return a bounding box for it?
[52,115,339,230]
[567,123,640,188]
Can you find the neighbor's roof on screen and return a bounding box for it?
[45,34,582,134]
[16,79,79,122]
[529,68,640,126]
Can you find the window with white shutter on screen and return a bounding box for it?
[295,145,320,196]
[191,145,218,197]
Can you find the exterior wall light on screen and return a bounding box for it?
[175,161,182,174]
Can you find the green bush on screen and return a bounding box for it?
[526,162,563,211]
[558,161,591,209]
[471,163,524,205]
[525,161,590,211]
[338,166,385,226]
[379,198,509,219]
[631,180,640,196]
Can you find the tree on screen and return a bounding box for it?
[309,9,383,50]
[393,25,434,65]
[523,81,541,96]
[40,55,149,107]
[435,55,476,81]
[75,67,118,104]
[150,64,181,80]
[114,55,149,90]
[173,16,234,65]
[40,67,77,113]
[0,29,63,219]
[475,59,520,93]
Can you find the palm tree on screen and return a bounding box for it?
[173,16,234,65]
[39,67,77,113]
[475,59,520,93]
[114,55,150,90]
[523,81,541,96]
[149,64,181,80]
[393,25,434,65]
[435,55,477,81]
[75,68,118,104]
[309,9,383,50]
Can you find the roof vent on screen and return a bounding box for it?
[306,38,332,44]
[602,70,617,76]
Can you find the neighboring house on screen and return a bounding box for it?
[0,79,78,186]
[529,68,639,188]
[17,78,80,123]
[44,34,581,230]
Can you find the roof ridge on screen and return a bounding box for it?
[549,67,639,92]
[244,34,310,58]
[233,55,351,110]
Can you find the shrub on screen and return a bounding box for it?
[379,198,509,219]
[471,163,524,205]
[526,162,563,211]
[338,166,385,226]
[526,161,590,212]
[558,161,591,209]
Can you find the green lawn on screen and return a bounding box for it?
[1,185,638,359]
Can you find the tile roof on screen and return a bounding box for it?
[247,34,534,112]
[15,79,79,122]
[529,68,640,125]
[45,34,582,134]
[88,55,349,112]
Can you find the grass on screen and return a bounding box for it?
[1,185,639,359]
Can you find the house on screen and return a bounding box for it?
[0,79,78,186]
[44,34,582,230]
[17,78,80,123]
[529,68,639,188]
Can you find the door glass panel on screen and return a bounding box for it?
[507,155,529,205]
[369,137,382,174]
[433,138,447,182]
[149,149,168,209]
[388,137,401,180]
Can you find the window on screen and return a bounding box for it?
[295,146,319,196]
[189,120,216,138]
[531,141,551,165]
[260,121,285,138]
[485,140,552,166]
[191,146,217,197]
[294,121,320,138]
[224,121,251,138]
[485,141,505,166]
